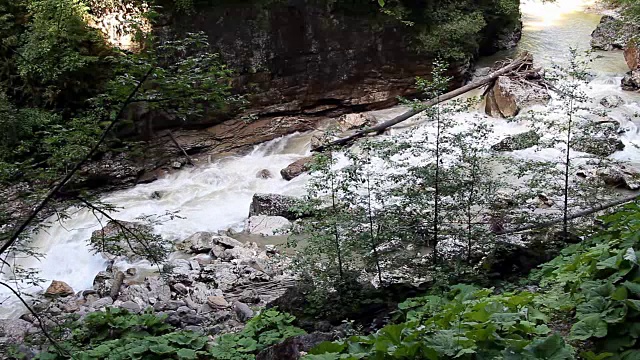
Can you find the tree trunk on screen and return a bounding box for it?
[312,53,532,152]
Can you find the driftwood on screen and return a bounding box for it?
[167,130,194,166]
[496,193,640,236]
[312,53,534,152]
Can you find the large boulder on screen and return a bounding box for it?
[572,137,625,157]
[90,220,163,261]
[336,113,376,132]
[249,193,304,220]
[245,215,291,236]
[600,95,624,108]
[45,280,75,297]
[280,157,313,181]
[622,70,640,91]
[176,232,243,254]
[485,76,550,118]
[590,15,636,50]
[491,130,541,151]
[596,164,640,190]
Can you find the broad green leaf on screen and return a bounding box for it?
[570,315,608,340]
[309,342,347,355]
[176,348,198,360]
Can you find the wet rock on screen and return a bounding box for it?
[572,136,625,157]
[202,263,238,291]
[255,333,334,360]
[591,15,636,50]
[78,152,144,191]
[256,169,273,179]
[491,130,541,151]
[239,289,261,304]
[173,283,189,295]
[600,95,624,108]
[150,191,163,199]
[336,113,376,132]
[90,220,161,261]
[280,156,313,181]
[622,70,640,91]
[215,236,244,249]
[171,161,183,169]
[597,164,640,190]
[245,215,292,236]
[233,301,254,321]
[176,232,243,254]
[249,193,305,220]
[0,319,35,344]
[91,297,114,309]
[207,295,230,309]
[45,280,74,297]
[120,301,141,313]
[192,253,213,266]
[485,76,550,117]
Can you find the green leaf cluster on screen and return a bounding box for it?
[305,285,573,359]
[34,308,305,360]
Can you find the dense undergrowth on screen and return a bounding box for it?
[15,202,640,359]
[303,202,640,359]
[24,308,305,359]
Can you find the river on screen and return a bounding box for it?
[1,0,639,319]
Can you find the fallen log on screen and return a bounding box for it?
[496,192,640,236]
[167,130,195,166]
[312,53,533,152]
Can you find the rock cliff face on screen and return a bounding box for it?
[162,0,521,122]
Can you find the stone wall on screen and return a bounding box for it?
[160,0,520,124]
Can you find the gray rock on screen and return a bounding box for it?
[91,297,114,309]
[280,157,313,181]
[256,169,273,179]
[177,232,243,254]
[120,301,141,313]
[622,70,640,91]
[184,325,204,333]
[244,215,292,236]
[173,283,189,295]
[249,193,305,220]
[207,295,230,309]
[0,319,35,343]
[600,95,624,108]
[150,191,163,199]
[572,136,625,157]
[591,15,637,50]
[233,301,254,321]
[491,130,541,152]
[239,289,261,304]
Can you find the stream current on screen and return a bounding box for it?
[2,0,640,319]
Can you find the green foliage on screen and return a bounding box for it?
[306,285,573,359]
[532,202,640,358]
[209,309,306,359]
[35,308,305,360]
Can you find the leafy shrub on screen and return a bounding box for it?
[305,284,574,359]
[35,307,305,360]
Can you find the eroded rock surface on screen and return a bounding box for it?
[280,157,314,181]
[485,76,550,118]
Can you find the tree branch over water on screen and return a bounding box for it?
[0,67,155,258]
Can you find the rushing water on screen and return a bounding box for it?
[2,0,640,319]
